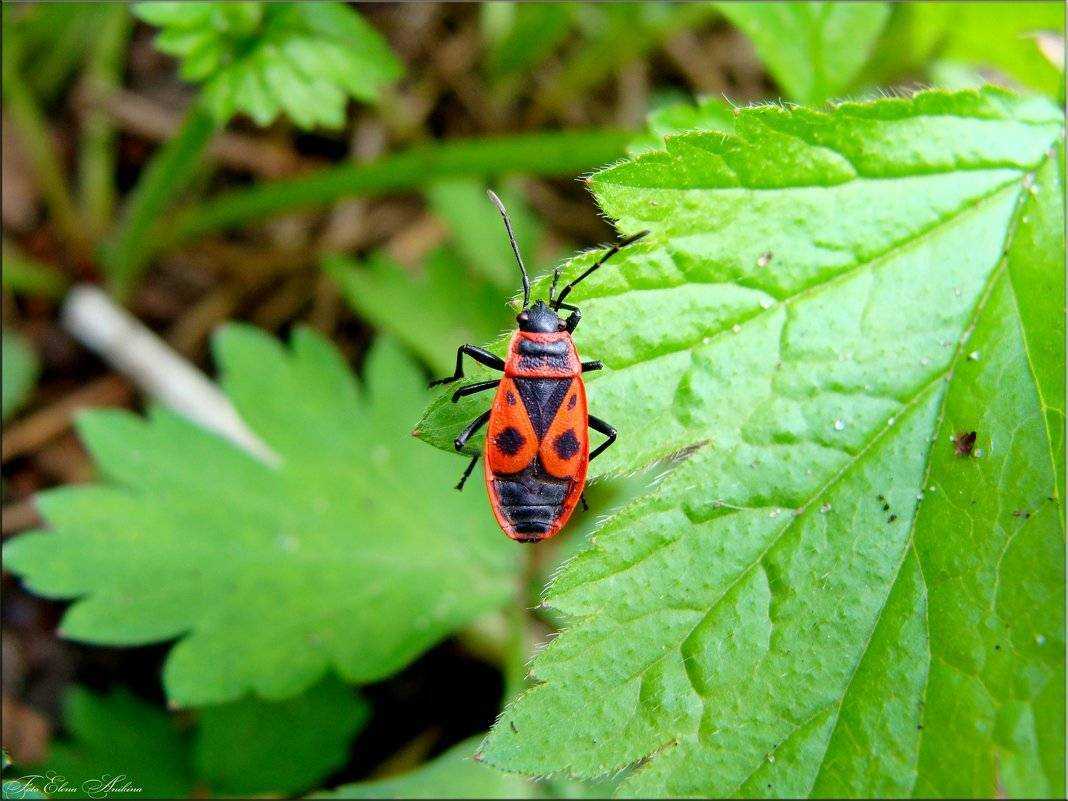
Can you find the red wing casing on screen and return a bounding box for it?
[483,332,588,542]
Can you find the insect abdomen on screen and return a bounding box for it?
[492,460,570,539]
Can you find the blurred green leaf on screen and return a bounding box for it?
[99,103,217,299]
[627,95,736,156]
[2,13,93,261]
[134,2,401,128]
[426,180,544,291]
[318,737,534,799]
[1,243,69,299]
[79,4,132,238]
[4,329,517,707]
[35,688,194,799]
[196,675,368,796]
[718,1,891,103]
[540,3,718,112]
[2,330,39,422]
[483,3,573,80]
[914,2,1065,98]
[319,735,618,799]
[417,87,1064,796]
[4,2,111,104]
[863,2,1064,98]
[927,59,988,90]
[325,248,512,374]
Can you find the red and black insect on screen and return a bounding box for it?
[430,191,648,542]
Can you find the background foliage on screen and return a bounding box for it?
[1,2,1063,799]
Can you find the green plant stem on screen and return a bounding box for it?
[503,545,544,702]
[1,28,92,264]
[502,599,529,703]
[165,128,634,248]
[100,101,218,299]
[79,4,131,240]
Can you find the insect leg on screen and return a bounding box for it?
[581,360,602,373]
[455,453,480,491]
[555,301,582,332]
[451,379,500,403]
[430,345,505,387]
[587,415,617,461]
[454,408,492,451]
[580,493,589,511]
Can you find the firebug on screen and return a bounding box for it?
[429,191,648,542]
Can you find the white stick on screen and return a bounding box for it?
[61,284,280,466]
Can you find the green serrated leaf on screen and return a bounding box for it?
[2,329,39,422]
[718,1,891,104]
[32,688,194,799]
[133,2,402,128]
[627,95,736,156]
[416,87,1065,797]
[4,329,517,707]
[196,674,368,795]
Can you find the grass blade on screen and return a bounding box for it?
[166,127,633,247]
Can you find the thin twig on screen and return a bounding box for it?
[1,375,131,463]
[61,284,279,465]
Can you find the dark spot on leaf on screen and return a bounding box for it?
[995,644,1001,651]
[882,502,890,512]
[1012,509,1031,518]
[554,429,580,460]
[888,514,898,523]
[917,724,924,730]
[953,430,977,457]
[495,427,525,456]
[757,250,773,268]
[510,721,518,733]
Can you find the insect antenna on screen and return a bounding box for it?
[487,189,530,308]
[552,229,650,309]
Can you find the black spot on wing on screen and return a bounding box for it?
[567,394,577,410]
[495,426,525,456]
[514,378,570,438]
[553,429,580,460]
